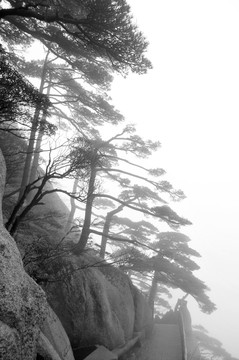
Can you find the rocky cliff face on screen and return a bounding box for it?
[43,253,153,353]
[0,146,153,359]
[0,149,47,359]
[39,306,75,360]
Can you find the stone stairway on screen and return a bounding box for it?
[135,324,183,360]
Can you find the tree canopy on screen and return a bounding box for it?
[0,45,51,136]
[0,0,152,74]
[0,0,217,322]
[112,232,216,314]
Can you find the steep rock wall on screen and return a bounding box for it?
[43,253,153,352]
[1,142,153,356]
[0,149,47,360]
[40,306,75,360]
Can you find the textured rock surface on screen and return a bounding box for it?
[41,305,75,360]
[44,254,132,350]
[0,149,47,360]
[0,149,5,224]
[44,253,152,351]
[37,332,63,360]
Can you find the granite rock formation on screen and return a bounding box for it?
[0,149,47,360]
[44,253,153,352]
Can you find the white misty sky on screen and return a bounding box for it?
[111,0,239,357]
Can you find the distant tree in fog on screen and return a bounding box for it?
[113,232,216,314]
[193,325,238,360]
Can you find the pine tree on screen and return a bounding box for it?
[0,0,152,74]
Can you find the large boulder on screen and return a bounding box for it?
[43,253,152,352]
[0,149,47,360]
[40,305,75,360]
[37,332,63,360]
[0,145,153,358]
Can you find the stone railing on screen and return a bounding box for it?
[177,308,188,360]
[177,300,200,360]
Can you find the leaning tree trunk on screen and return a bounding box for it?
[148,271,158,313]
[100,204,124,258]
[28,77,51,185]
[26,78,52,203]
[65,177,79,233]
[100,196,137,258]
[18,50,49,202]
[74,162,97,254]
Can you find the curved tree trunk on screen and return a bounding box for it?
[100,196,137,258]
[148,271,158,313]
[100,204,124,258]
[74,162,97,253]
[65,177,79,232]
[26,78,51,203]
[27,75,51,196]
[17,50,49,202]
